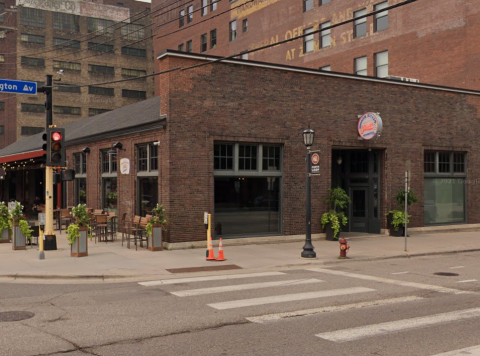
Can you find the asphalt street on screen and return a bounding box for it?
[2,251,480,355]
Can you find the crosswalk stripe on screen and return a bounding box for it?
[246,296,423,324]
[171,278,323,297]
[308,268,468,294]
[138,272,286,286]
[431,345,480,356]
[208,287,375,310]
[458,279,477,283]
[316,307,480,342]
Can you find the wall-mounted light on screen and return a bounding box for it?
[337,156,343,165]
[108,142,123,155]
[82,147,90,154]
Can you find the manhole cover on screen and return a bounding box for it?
[434,272,459,277]
[0,311,35,322]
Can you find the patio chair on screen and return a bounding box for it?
[59,209,73,233]
[95,214,109,243]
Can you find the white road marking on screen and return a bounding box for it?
[316,307,480,342]
[171,278,323,297]
[449,266,464,269]
[307,268,468,294]
[246,296,423,324]
[431,345,480,355]
[138,272,286,286]
[391,271,409,275]
[458,279,477,283]
[208,287,375,310]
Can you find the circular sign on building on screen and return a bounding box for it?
[311,153,320,165]
[357,112,383,140]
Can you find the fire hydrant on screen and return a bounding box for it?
[339,237,350,258]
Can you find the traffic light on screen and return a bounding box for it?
[42,131,48,162]
[46,127,65,167]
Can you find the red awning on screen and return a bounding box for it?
[0,150,44,164]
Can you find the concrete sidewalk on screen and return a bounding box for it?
[1,228,480,283]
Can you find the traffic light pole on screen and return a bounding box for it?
[39,75,54,260]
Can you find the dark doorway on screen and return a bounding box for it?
[332,149,381,234]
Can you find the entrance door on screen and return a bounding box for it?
[350,187,369,232]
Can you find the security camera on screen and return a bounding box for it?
[153,141,161,146]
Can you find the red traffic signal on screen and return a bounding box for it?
[46,128,65,167]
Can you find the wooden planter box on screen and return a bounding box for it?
[0,228,10,243]
[148,224,163,251]
[71,226,88,257]
[12,222,26,250]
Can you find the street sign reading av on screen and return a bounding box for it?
[0,79,37,94]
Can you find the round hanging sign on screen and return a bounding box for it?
[358,112,383,140]
[311,153,320,165]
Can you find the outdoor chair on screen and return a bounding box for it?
[59,209,73,234]
[95,214,109,243]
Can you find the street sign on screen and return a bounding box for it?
[0,79,37,94]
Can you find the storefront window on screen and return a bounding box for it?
[74,152,87,205]
[214,143,282,237]
[75,178,87,205]
[424,151,466,224]
[136,143,158,215]
[102,178,117,211]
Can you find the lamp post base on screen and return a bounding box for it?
[301,248,317,259]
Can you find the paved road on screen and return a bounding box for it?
[2,252,480,355]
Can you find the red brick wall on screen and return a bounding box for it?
[157,54,480,243]
[153,0,480,90]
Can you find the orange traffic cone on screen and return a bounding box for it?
[216,238,226,261]
[206,239,216,261]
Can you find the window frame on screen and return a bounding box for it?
[355,56,367,76]
[303,27,314,53]
[374,1,389,32]
[320,21,331,48]
[136,143,159,175]
[229,20,237,41]
[210,29,217,49]
[200,33,207,52]
[304,0,313,12]
[243,19,248,32]
[375,50,388,78]
[354,9,367,38]
[179,9,185,27]
[187,5,193,23]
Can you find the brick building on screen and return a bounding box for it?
[152,0,480,93]
[1,52,479,245]
[0,0,154,149]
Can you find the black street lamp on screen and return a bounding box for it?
[301,129,316,258]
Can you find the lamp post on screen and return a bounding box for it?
[301,129,316,258]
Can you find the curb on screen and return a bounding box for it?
[3,248,480,282]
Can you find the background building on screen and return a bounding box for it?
[152,0,480,92]
[0,0,154,149]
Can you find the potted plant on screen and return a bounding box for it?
[386,189,418,236]
[0,202,12,244]
[67,204,91,257]
[11,201,32,250]
[321,187,351,240]
[145,204,166,251]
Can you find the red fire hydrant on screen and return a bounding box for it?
[339,237,350,258]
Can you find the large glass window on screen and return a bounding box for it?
[88,18,115,35]
[354,9,367,38]
[21,33,45,44]
[214,143,282,237]
[424,151,466,225]
[54,60,81,71]
[210,29,217,49]
[53,12,79,32]
[20,7,45,27]
[121,23,144,41]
